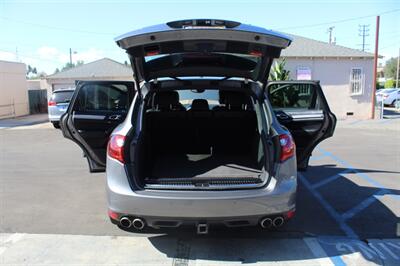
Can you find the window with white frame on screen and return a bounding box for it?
[350,68,363,95]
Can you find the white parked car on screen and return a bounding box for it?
[376,88,400,106]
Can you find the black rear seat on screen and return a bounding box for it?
[213,91,257,153]
[146,90,257,155]
[145,91,187,153]
[189,99,212,153]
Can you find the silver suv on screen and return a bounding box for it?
[48,89,74,128]
[60,19,336,233]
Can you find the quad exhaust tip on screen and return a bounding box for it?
[119,217,145,230]
[260,218,273,228]
[272,216,284,227]
[132,218,145,230]
[119,217,132,228]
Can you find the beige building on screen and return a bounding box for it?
[282,35,375,120]
[0,60,29,118]
[46,58,133,95]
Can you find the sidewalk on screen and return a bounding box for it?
[1,233,399,265]
[336,117,400,131]
[0,114,49,129]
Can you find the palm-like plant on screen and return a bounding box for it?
[269,59,291,81]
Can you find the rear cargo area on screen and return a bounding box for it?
[150,153,262,180]
[134,90,268,189]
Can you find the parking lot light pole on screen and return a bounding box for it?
[371,16,380,119]
[396,47,399,89]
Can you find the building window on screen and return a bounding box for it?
[350,68,363,95]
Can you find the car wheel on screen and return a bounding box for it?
[391,100,397,107]
[52,122,60,129]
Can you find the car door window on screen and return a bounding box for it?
[269,83,320,110]
[75,84,129,112]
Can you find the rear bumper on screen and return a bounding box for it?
[48,114,62,122]
[106,157,297,228]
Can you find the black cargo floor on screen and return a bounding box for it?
[149,153,262,179]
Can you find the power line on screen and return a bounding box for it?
[277,8,400,30]
[0,48,66,64]
[358,24,370,51]
[0,16,116,36]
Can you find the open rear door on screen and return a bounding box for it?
[267,81,336,170]
[60,81,135,172]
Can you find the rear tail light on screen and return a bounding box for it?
[108,209,120,220]
[107,134,126,163]
[383,95,388,98]
[286,209,295,219]
[48,101,56,106]
[279,134,296,162]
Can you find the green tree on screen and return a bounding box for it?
[383,57,398,79]
[384,79,396,88]
[26,65,37,76]
[60,60,84,71]
[269,59,291,81]
[61,62,74,71]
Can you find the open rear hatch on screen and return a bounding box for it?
[115,19,292,84]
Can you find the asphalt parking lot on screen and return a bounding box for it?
[0,117,399,265]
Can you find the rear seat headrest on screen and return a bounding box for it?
[190,99,209,111]
[152,91,181,110]
[221,91,251,110]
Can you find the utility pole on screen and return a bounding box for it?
[327,26,335,44]
[358,24,370,51]
[371,16,380,119]
[69,48,72,65]
[15,47,19,62]
[396,47,399,89]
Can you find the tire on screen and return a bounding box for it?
[52,122,60,129]
[391,100,397,107]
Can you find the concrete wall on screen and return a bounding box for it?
[283,57,374,120]
[0,61,29,118]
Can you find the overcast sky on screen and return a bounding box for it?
[0,0,399,74]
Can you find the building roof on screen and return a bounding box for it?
[282,35,375,58]
[47,58,133,79]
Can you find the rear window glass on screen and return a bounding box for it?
[51,91,74,103]
[178,90,219,108]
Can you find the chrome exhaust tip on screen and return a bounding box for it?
[272,216,284,227]
[120,217,132,228]
[132,218,145,230]
[260,217,273,228]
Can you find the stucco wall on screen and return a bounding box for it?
[0,61,29,118]
[283,57,374,120]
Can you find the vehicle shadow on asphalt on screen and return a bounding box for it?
[118,163,399,264]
